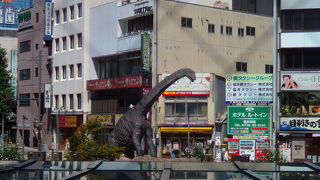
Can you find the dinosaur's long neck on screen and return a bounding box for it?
[134,69,193,114]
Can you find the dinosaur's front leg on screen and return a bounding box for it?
[133,124,144,156]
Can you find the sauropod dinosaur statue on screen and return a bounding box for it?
[113,68,196,158]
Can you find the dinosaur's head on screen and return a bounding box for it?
[183,68,196,82]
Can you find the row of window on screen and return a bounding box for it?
[55,3,82,24]
[55,33,82,52]
[54,63,82,81]
[54,93,82,110]
[236,62,273,73]
[19,67,40,80]
[181,17,256,36]
[282,10,320,31]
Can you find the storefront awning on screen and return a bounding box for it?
[160,126,213,133]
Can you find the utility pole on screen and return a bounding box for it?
[38,50,42,151]
[1,112,4,145]
[22,115,27,160]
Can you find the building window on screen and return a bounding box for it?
[282,10,320,31]
[208,24,215,33]
[62,94,66,109]
[77,3,82,18]
[70,5,74,20]
[62,65,66,79]
[265,65,273,73]
[69,64,74,78]
[238,28,244,37]
[35,67,38,77]
[69,94,74,110]
[236,62,247,72]
[246,26,255,36]
[281,48,320,70]
[19,94,30,106]
[165,98,208,117]
[55,10,60,24]
[36,13,39,22]
[55,67,59,80]
[77,33,82,48]
[69,35,74,49]
[55,95,59,109]
[35,44,38,50]
[181,17,192,28]
[220,25,224,34]
[77,63,82,77]
[19,69,30,80]
[62,37,67,50]
[55,38,59,52]
[77,93,81,109]
[20,40,31,53]
[62,8,67,22]
[226,26,232,35]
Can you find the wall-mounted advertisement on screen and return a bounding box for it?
[44,0,52,40]
[162,73,210,96]
[280,92,320,116]
[141,33,151,72]
[280,117,320,131]
[228,106,270,135]
[226,74,273,103]
[44,84,51,108]
[0,8,3,24]
[5,7,14,24]
[280,72,320,91]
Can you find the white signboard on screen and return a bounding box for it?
[44,84,51,108]
[0,8,3,24]
[226,74,273,103]
[280,72,320,91]
[5,8,14,24]
[44,1,52,40]
[280,117,320,131]
[162,73,210,96]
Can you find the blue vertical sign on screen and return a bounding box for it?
[44,0,52,40]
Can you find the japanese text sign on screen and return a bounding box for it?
[226,74,273,103]
[280,117,320,131]
[280,72,320,91]
[228,106,270,135]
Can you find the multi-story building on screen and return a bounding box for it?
[51,0,113,150]
[88,0,273,157]
[0,0,33,99]
[276,0,320,162]
[16,0,52,149]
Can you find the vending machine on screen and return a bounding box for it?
[256,140,269,160]
[227,139,239,160]
[239,140,256,161]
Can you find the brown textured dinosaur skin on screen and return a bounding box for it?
[113,68,196,159]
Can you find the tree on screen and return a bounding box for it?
[65,117,124,161]
[0,47,13,113]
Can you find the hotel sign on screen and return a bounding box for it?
[228,106,270,135]
[87,75,150,91]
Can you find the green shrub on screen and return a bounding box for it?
[0,142,22,160]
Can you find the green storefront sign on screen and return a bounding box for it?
[228,106,270,135]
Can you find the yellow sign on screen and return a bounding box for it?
[160,127,212,132]
[88,114,114,126]
[65,116,77,127]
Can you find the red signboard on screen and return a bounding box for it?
[162,91,210,96]
[87,75,150,91]
[60,115,77,127]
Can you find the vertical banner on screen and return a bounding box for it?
[44,0,52,40]
[141,33,151,72]
[5,8,14,24]
[44,84,51,108]
[11,50,17,74]
[0,8,3,24]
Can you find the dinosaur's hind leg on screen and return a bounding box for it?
[133,122,144,156]
[145,121,156,157]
